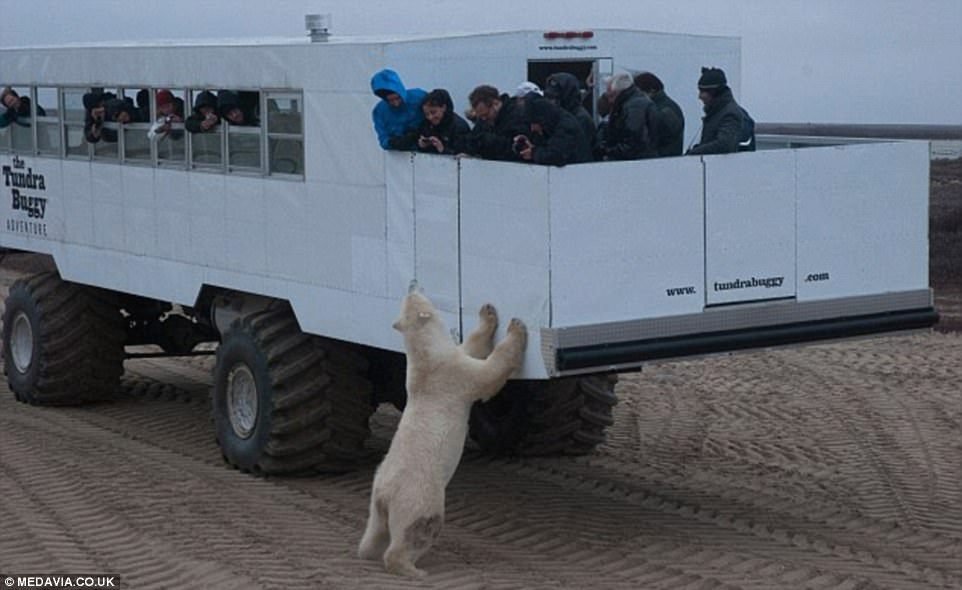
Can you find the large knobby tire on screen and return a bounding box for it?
[469,375,618,456]
[211,306,375,475]
[2,272,126,405]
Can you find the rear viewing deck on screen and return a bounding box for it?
[385,138,933,375]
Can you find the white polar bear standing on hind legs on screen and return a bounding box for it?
[358,285,528,578]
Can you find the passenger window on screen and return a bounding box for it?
[0,85,33,154]
[224,90,262,173]
[152,88,186,167]
[91,87,120,161]
[189,89,223,170]
[36,87,61,156]
[228,127,261,171]
[266,93,304,176]
[121,87,150,163]
[63,88,90,159]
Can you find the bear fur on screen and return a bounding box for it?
[358,289,528,578]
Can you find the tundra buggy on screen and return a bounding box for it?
[0,27,936,474]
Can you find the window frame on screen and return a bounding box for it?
[264,90,305,179]
[60,86,93,160]
[33,86,61,157]
[152,88,188,169]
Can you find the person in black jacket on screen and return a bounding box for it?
[217,90,259,127]
[686,67,745,155]
[596,72,657,161]
[634,72,684,157]
[88,95,139,143]
[461,85,529,161]
[146,89,186,141]
[1,87,45,129]
[543,72,596,154]
[106,96,141,123]
[514,96,591,166]
[82,89,116,143]
[185,91,220,134]
[415,88,470,155]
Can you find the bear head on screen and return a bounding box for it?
[392,289,455,354]
[392,291,437,333]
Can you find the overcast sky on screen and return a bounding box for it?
[1,0,959,124]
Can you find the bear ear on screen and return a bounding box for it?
[392,319,403,331]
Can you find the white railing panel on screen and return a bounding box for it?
[796,141,929,300]
[460,158,551,377]
[413,154,460,314]
[703,150,797,305]
[549,157,705,326]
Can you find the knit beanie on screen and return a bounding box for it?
[156,90,175,108]
[697,67,727,90]
[525,96,560,129]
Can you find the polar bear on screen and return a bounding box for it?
[358,288,528,578]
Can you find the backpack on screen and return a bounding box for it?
[738,106,755,152]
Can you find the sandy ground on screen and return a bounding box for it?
[0,162,960,589]
[0,321,959,589]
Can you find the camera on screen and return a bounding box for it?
[512,137,528,154]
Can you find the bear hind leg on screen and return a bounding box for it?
[358,496,391,561]
[383,513,443,578]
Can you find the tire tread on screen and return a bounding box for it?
[3,272,125,405]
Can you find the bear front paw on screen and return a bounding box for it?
[479,303,498,325]
[508,318,527,335]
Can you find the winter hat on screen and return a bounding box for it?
[192,90,218,114]
[83,89,112,111]
[105,97,135,121]
[697,67,727,90]
[136,88,150,110]
[514,81,543,98]
[543,77,562,101]
[634,72,664,93]
[608,72,635,94]
[216,90,241,118]
[156,90,174,108]
[525,96,561,130]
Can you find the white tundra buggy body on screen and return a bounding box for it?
[0,29,936,473]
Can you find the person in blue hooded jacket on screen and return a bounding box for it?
[370,69,427,150]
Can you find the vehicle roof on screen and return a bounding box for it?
[0,28,736,51]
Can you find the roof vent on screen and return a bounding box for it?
[306,14,332,42]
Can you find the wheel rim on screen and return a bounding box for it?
[10,311,34,374]
[226,363,258,439]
